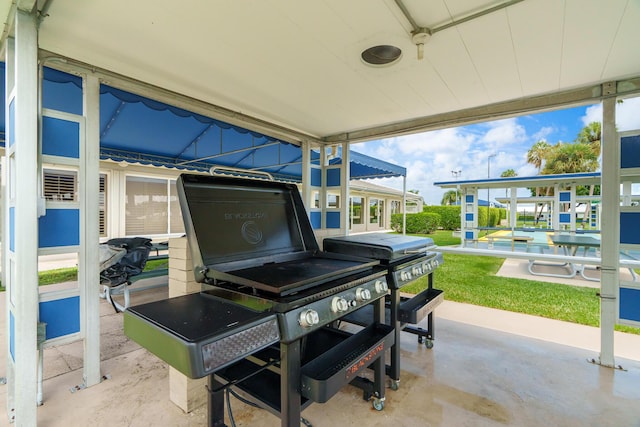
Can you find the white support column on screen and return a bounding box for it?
[3,35,16,424]
[13,8,40,426]
[301,140,311,211]
[599,96,619,367]
[509,187,517,230]
[341,142,350,235]
[402,176,407,235]
[80,74,101,386]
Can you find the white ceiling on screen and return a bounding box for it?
[9,0,640,141]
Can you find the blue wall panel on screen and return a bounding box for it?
[42,117,80,158]
[38,209,80,248]
[9,311,15,361]
[39,296,81,340]
[465,213,473,221]
[620,212,640,245]
[559,213,571,223]
[559,191,571,202]
[326,169,341,187]
[465,195,474,203]
[620,287,640,323]
[326,212,340,229]
[465,231,474,239]
[311,168,321,187]
[621,135,640,169]
[9,207,15,252]
[42,67,83,115]
[310,211,321,229]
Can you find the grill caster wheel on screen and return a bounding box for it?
[372,398,385,411]
[418,336,424,344]
[425,339,434,349]
[390,380,399,391]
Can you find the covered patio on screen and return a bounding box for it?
[2,1,640,425]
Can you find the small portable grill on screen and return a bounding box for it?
[323,233,444,389]
[124,172,394,427]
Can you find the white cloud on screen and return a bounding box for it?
[532,126,554,141]
[479,118,527,148]
[581,96,640,131]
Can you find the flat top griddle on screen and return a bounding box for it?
[178,174,379,296]
[127,293,272,343]
[323,233,435,261]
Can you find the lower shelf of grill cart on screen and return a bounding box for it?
[215,354,313,417]
[300,323,394,403]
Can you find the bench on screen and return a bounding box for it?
[487,234,533,251]
[100,254,169,312]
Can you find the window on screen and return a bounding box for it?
[350,196,363,226]
[370,198,379,224]
[44,169,77,201]
[125,176,184,236]
[391,200,401,215]
[44,169,108,236]
[99,174,107,237]
[327,193,340,208]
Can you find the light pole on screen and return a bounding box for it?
[487,154,496,228]
[451,169,461,205]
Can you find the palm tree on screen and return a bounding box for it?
[500,168,517,197]
[575,121,601,224]
[526,140,551,221]
[441,190,458,206]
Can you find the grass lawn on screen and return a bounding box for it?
[0,257,169,291]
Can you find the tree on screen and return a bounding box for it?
[575,121,602,224]
[441,190,458,206]
[500,168,517,197]
[526,140,551,221]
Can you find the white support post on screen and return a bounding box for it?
[341,142,350,235]
[13,8,40,426]
[599,96,619,367]
[402,176,407,235]
[3,35,15,424]
[301,140,310,211]
[509,187,517,230]
[80,74,101,386]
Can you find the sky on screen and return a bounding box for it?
[354,96,640,205]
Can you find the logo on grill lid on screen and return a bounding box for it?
[241,221,263,245]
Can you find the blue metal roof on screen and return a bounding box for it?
[0,63,405,181]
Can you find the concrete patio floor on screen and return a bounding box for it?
[1,279,640,426]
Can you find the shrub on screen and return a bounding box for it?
[391,212,441,234]
[422,206,460,230]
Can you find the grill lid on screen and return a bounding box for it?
[323,233,435,261]
[177,173,378,295]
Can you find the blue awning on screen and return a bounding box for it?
[0,63,405,181]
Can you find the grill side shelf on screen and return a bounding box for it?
[398,288,444,324]
[300,323,394,403]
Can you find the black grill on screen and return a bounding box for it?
[323,233,444,389]
[124,173,395,427]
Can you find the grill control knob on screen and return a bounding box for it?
[400,271,407,281]
[298,309,319,327]
[412,266,421,275]
[356,288,371,302]
[423,262,431,272]
[432,260,439,268]
[375,280,389,293]
[331,297,349,313]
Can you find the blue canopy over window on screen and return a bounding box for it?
[0,63,405,181]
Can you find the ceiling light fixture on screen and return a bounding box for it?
[361,45,402,66]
